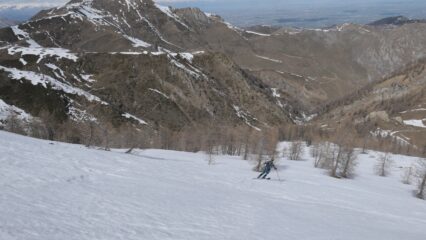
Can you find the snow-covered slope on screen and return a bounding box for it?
[1,131,425,240]
[0,99,32,123]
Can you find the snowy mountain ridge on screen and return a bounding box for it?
[1,0,426,147]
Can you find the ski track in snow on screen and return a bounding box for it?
[0,131,426,240]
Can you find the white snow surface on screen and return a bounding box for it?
[403,119,426,128]
[122,113,147,125]
[255,54,283,63]
[1,131,426,240]
[0,99,32,122]
[148,88,170,99]
[123,34,152,48]
[245,30,271,37]
[8,46,78,63]
[233,105,261,131]
[9,25,78,63]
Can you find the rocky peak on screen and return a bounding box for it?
[174,7,212,26]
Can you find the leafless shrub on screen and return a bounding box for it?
[253,137,266,172]
[401,165,414,185]
[339,147,358,178]
[28,119,49,139]
[289,141,304,161]
[314,143,333,169]
[415,159,426,199]
[328,144,343,178]
[310,143,320,159]
[374,153,393,177]
[321,143,358,178]
[4,112,26,135]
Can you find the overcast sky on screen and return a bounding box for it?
[0,0,424,9]
[1,0,426,27]
[0,0,187,9]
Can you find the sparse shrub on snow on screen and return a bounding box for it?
[289,141,304,161]
[339,147,358,178]
[320,143,358,179]
[314,143,334,169]
[374,152,393,177]
[401,165,414,185]
[415,159,426,199]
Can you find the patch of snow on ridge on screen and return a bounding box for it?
[167,55,207,79]
[9,26,78,62]
[233,105,261,131]
[155,4,191,30]
[80,74,96,83]
[255,54,282,63]
[0,66,106,104]
[10,25,41,48]
[77,4,110,26]
[245,31,271,37]
[170,52,194,62]
[400,108,426,113]
[19,58,27,66]
[403,119,426,128]
[45,63,66,80]
[68,106,97,122]
[149,88,170,99]
[0,99,32,122]
[271,88,281,98]
[370,128,411,146]
[122,113,147,125]
[271,88,284,109]
[8,46,78,63]
[122,34,152,48]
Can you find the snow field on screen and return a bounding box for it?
[0,131,425,240]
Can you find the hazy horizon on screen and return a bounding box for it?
[168,0,426,27]
[1,0,426,27]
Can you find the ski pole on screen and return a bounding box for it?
[275,168,281,181]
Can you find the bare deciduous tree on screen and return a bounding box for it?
[375,153,393,177]
[329,144,344,178]
[254,137,266,172]
[340,147,358,178]
[310,143,320,159]
[289,141,304,161]
[315,143,333,169]
[4,112,26,135]
[401,165,413,185]
[85,121,97,148]
[415,159,426,199]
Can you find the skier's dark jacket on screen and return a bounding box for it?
[264,161,277,172]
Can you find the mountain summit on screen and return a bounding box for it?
[369,16,426,26]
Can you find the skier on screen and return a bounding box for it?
[257,160,277,179]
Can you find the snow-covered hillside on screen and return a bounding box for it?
[0,130,425,240]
